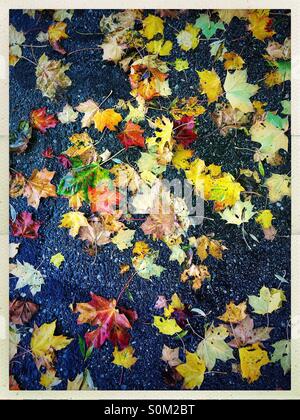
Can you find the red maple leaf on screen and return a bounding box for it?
[117,121,145,148]
[88,185,124,214]
[30,107,58,133]
[10,211,41,239]
[42,147,54,158]
[173,116,197,147]
[74,292,137,349]
[57,154,72,169]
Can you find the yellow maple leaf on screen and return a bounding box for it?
[264,174,291,203]
[141,15,164,40]
[146,39,173,56]
[172,145,194,170]
[164,293,185,318]
[197,69,223,103]
[92,109,122,132]
[239,343,270,383]
[111,229,135,250]
[31,321,73,369]
[265,71,283,87]
[210,174,245,207]
[48,21,68,43]
[59,211,89,237]
[177,24,200,51]
[250,121,288,162]
[248,10,276,41]
[176,352,206,389]
[23,168,57,210]
[218,301,247,323]
[65,132,94,157]
[69,191,84,210]
[146,116,174,154]
[255,210,274,229]
[40,369,61,389]
[224,69,259,113]
[50,253,65,268]
[193,235,227,262]
[223,52,245,70]
[153,316,182,335]
[113,346,137,369]
[133,241,150,256]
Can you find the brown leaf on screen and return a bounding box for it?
[212,104,249,136]
[10,172,26,198]
[79,216,112,247]
[23,168,57,209]
[227,315,273,348]
[181,264,210,291]
[9,299,39,325]
[161,345,181,367]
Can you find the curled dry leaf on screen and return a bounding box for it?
[181,264,210,291]
[9,299,39,325]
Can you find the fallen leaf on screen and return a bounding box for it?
[176,352,206,389]
[197,69,223,103]
[9,325,20,361]
[161,345,181,367]
[31,320,73,369]
[248,10,275,41]
[153,316,182,335]
[117,121,145,148]
[173,116,197,147]
[196,324,234,370]
[10,260,45,295]
[59,211,89,237]
[40,369,62,389]
[93,109,122,132]
[10,172,26,198]
[74,292,137,349]
[264,173,291,203]
[181,264,210,291]
[227,315,273,348]
[9,243,20,259]
[10,211,41,239]
[248,286,286,315]
[50,253,65,268]
[112,229,135,250]
[30,108,58,133]
[76,99,99,128]
[177,24,200,51]
[220,200,255,225]
[67,369,95,390]
[57,104,78,124]
[141,14,164,40]
[218,301,247,324]
[23,168,57,209]
[250,121,288,163]
[154,295,167,309]
[48,21,68,54]
[271,340,290,375]
[195,14,225,39]
[255,209,274,229]
[9,25,25,66]
[133,251,165,280]
[239,343,270,383]
[10,299,39,325]
[113,345,137,369]
[224,70,259,113]
[223,52,245,70]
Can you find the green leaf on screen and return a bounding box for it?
[281,100,291,115]
[258,161,265,177]
[78,335,86,358]
[276,60,291,81]
[85,345,94,361]
[195,14,225,39]
[265,112,288,130]
[57,163,110,200]
[271,340,290,375]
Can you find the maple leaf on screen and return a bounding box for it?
[218,301,247,324]
[92,109,122,132]
[161,345,181,367]
[220,200,255,225]
[10,211,41,239]
[176,352,206,390]
[67,369,96,390]
[40,369,62,389]
[9,120,32,154]
[250,121,288,162]
[9,299,39,325]
[141,14,164,40]
[48,21,68,54]
[197,324,234,371]
[271,340,291,375]
[10,261,44,295]
[224,70,259,112]
[76,99,100,128]
[53,9,74,22]
[50,253,65,268]
[64,132,95,159]
[30,108,58,133]
[57,104,78,124]
[153,316,182,335]
[217,10,249,24]
[174,58,189,72]
[227,315,273,348]
[255,209,274,229]
[248,10,275,41]
[112,345,137,369]
[58,154,72,169]
[181,264,210,291]
[190,235,227,262]
[10,171,26,198]
[177,24,200,51]
[212,104,249,136]
[170,97,205,120]
[173,116,197,147]
[42,147,54,158]
[88,185,123,214]
[197,69,223,103]
[239,343,270,383]
[248,286,286,315]
[59,211,89,237]
[23,168,57,209]
[100,36,125,63]
[36,53,72,99]
[112,229,135,251]
[223,52,245,70]
[172,145,194,170]
[264,174,291,203]
[210,174,245,209]
[117,121,145,148]
[31,320,73,369]
[195,14,225,39]
[146,39,173,56]
[79,215,115,248]
[111,163,142,194]
[74,292,137,349]
[133,251,164,280]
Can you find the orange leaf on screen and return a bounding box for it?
[92,109,122,132]
[117,121,145,148]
